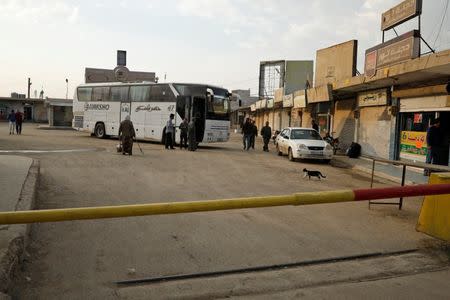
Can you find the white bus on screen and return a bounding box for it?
[72,82,231,144]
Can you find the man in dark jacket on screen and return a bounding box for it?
[312,119,319,132]
[179,117,188,149]
[260,121,272,152]
[250,120,258,149]
[118,115,136,155]
[426,118,444,166]
[188,117,197,151]
[242,118,253,151]
[15,110,23,135]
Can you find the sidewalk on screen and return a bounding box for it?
[332,155,429,185]
[0,156,39,297]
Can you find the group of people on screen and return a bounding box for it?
[242,118,272,152]
[165,114,198,151]
[7,109,24,135]
[118,113,200,155]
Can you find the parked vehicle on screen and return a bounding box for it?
[275,127,333,163]
[272,130,280,145]
[324,132,339,155]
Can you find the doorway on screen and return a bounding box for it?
[439,111,450,166]
[192,97,206,143]
[24,106,32,121]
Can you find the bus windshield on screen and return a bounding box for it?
[173,84,230,115]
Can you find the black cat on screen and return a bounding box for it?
[303,168,326,180]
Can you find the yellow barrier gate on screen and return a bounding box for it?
[417,173,450,241]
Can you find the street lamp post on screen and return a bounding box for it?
[65,78,68,99]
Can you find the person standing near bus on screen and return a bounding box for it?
[15,110,23,135]
[188,116,197,151]
[179,117,188,150]
[261,121,272,152]
[8,110,16,135]
[165,113,175,150]
[118,115,136,155]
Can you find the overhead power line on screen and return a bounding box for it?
[433,0,450,48]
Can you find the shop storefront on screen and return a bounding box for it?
[333,98,356,151]
[281,94,293,129]
[399,95,450,165]
[356,89,392,158]
[291,90,306,127]
[309,102,332,136]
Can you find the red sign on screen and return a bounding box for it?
[413,113,422,124]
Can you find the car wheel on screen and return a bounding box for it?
[276,144,282,156]
[288,148,295,161]
[323,159,331,164]
[94,123,106,139]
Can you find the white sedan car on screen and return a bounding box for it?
[275,127,333,162]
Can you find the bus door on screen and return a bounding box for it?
[120,102,131,123]
[192,96,206,143]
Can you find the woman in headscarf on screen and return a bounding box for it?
[118,115,136,155]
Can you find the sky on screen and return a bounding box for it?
[0,0,449,98]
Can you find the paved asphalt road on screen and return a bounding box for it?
[0,124,444,299]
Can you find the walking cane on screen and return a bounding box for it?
[135,138,144,155]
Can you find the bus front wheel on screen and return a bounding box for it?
[94,123,106,139]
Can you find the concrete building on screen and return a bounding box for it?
[331,49,450,163]
[0,96,46,122]
[0,96,73,126]
[44,98,73,127]
[230,89,258,129]
[254,60,314,132]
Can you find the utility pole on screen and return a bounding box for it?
[27,78,32,99]
[65,78,69,99]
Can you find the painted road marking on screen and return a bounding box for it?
[0,148,101,154]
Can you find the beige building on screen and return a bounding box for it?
[0,96,73,126]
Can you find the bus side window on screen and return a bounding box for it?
[110,86,129,102]
[77,87,92,101]
[92,87,110,102]
[151,84,173,102]
[130,85,150,102]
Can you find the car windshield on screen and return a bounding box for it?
[290,129,322,140]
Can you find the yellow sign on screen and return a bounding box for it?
[400,131,427,157]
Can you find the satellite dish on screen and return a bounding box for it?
[114,66,129,82]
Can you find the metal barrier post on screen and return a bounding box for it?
[399,165,407,210]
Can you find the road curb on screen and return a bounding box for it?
[352,165,416,185]
[0,160,39,294]
[332,157,417,185]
